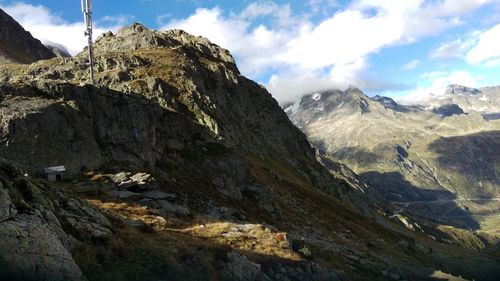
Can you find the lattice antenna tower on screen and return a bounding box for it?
[81,0,95,85]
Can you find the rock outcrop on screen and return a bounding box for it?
[431,103,465,117]
[0,23,368,211]
[445,84,481,96]
[0,8,55,63]
[0,162,108,281]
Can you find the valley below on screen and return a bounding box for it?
[392,198,500,234]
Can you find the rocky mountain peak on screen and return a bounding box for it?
[0,8,55,63]
[285,88,386,129]
[91,23,237,73]
[371,95,412,112]
[480,86,500,94]
[445,84,481,95]
[371,95,397,107]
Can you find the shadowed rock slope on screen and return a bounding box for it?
[1,22,500,281]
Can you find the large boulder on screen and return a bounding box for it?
[0,212,85,281]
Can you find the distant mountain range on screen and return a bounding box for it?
[286,86,500,232]
[418,84,500,118]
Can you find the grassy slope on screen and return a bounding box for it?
[67,151,500,281]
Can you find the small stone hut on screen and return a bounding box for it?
[43,166,66,182]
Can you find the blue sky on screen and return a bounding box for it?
[1,0,499,104]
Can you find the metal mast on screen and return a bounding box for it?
[81,0,95,85]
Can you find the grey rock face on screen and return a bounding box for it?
[218,251,341,281]
[141,190,175,200]
[445,84,481,95]
[219,251,261,281]
[0,161,125,280]
[155,200,190,216]
[0,213,85,281]
[243,185,283,221]
[0,23,317,184]
[0,163,88,281]
[0,8,55,63]
[0,187,16,221]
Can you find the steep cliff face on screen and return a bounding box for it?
[0,8,55,63]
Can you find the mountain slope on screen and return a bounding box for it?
[1,18,500,281]
[0,8,55,63]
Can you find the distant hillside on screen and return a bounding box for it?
[0,8,55,63]
[287,87,500,234]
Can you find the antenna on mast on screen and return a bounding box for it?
[81,0,95,85]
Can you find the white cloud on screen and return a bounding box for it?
[429,38,476,60]
[466,23,500,65]
[0,2,128,55]
[165,7,295,76]
[238,1,296,27]
[419,71,448,78]
[395,70,479,105]
[307,0,339,15]
[403,59,420,70]
[96,15,135,27]
[3,1,497,104]
[166,0,495,103]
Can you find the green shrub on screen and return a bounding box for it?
[298,245,312,257]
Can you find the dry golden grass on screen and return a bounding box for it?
[87,199,169,230]
[179,222,301,261]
